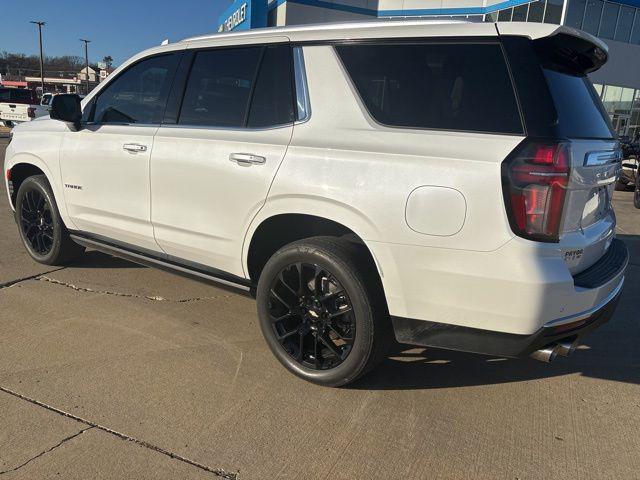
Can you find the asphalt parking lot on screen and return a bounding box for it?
[1,134,639,480]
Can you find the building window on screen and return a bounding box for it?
[498,8,513,21]
[615,5,636,42]
[565,0,587,28]
[544,0,563,23]
[528,0,545,22]
[582,0,604,35]
[599,2,620,39]
[631,9,640,44]
[512,4,529,20]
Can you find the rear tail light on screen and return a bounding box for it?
[27,107,36,118]
[502,140,570,242]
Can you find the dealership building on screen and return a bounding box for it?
[218,0,640,138]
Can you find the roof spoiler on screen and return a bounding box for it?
[533,31,608,74]
[495,24,608,74]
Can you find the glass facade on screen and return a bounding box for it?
[592,83,640,138]
[484,0,563,23]
[565,0,640,44]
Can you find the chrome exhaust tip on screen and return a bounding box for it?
[555,338,578,357]
[530,345,558,363]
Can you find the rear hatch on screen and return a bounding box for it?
[500,28,621,276]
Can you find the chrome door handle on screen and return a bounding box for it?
[123,143,147,153]
[230,153,266,165]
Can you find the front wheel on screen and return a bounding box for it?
[256,237,390,387]
[15,175,85,265]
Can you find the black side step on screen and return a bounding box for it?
[69,232,254,297]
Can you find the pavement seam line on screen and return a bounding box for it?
[36,275,229,303]
[0,427,93,475]
[0,268,66,290]
[0,386,238,479]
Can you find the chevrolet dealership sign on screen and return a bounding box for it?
[218,0,268,32]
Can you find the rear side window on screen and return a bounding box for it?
[93,54,180,124]
[0,89,33,103]
[542,69,613,139]
[335,43,523,134]
[178,44,294,128]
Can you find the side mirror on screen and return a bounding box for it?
[50,94,82,129]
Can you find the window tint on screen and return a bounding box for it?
[336,43,522,134]
[247,45,295,128]
[0,88,33,102]
[178,47,262,127]
[498,8,513,20]
[543,69,613,139]
[631,9,640,44]
[93,54,179,124]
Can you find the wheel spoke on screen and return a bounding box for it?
[328,306,353,319]
[270,289,292,310]
[318,332,343,359]
[267,261,355,371]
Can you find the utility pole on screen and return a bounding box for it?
[30,21,46,94]
[80,39,91,95]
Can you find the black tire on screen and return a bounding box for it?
[3,121,14,128]
[615,179,631,191]
[15,175,84,265]
[256,236,390,387]
[635,178,640,209]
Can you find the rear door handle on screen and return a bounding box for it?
[230,153,266,165]
[123,143,147,153]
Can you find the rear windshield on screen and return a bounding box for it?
[335,43,523,135]
[542,68,614,139]
[0,88,33,103]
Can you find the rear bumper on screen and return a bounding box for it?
[392,276,624,358]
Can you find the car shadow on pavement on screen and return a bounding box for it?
[69,250,146,269]
[354,234,640,391]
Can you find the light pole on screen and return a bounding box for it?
[80,39,91,95]
[30,21,46,94]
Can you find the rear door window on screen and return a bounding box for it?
[179,47,262,128]
[335,42,523,135]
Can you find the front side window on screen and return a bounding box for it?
[336,42,523,135]
[92,54,180,124]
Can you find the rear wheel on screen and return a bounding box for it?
[15,175,84,265]
[256,236,390,387]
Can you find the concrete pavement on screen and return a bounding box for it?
[1,137,639,479]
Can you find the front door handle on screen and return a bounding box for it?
[230,153,266,165]
[123,143,148,153]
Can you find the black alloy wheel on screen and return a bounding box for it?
[20,188,55,256]
[268,262,356,370]
[257,236,390,387]
[15,174,85,265]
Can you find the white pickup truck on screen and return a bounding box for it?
[0,88,48,127]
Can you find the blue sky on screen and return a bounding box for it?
[0,0,232,66]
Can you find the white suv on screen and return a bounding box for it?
[4,21,629,386]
